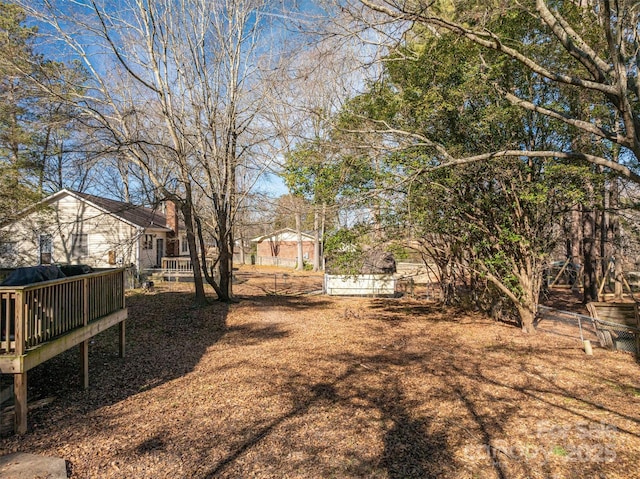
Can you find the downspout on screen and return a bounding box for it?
[136,227,143,285]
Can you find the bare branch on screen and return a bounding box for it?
[499,88,627,146]
[359,0,619,96]
[535,0,611,82]
[424,150,640,184]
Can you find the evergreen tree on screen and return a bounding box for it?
[0,2,84,223]
[334,12,594,332]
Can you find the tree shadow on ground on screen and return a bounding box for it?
[201,354,455,478]
[232,294,335,312]
[439,354,639,478]
[114,294,640,478]
[23,289,235,424]
[223,323,290,346]
[366,298,483,324]
[7,290,639,477]
[200,378,345,478]
[375,381,449,479]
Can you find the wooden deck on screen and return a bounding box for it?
[160,256,215,273]
[150,256,217,282]
[0,269,127,434]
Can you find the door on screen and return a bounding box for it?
[156,238,164,268]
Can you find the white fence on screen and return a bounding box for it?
[324,274,396,296]
[395,262,439,283]
[252,256,298,268]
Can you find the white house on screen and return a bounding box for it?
[0,189,185,271]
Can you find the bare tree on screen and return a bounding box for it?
[264,35,368,271]
[20,0,292,302]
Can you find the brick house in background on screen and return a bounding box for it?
[0,189,184,271]
[251,228,316,267]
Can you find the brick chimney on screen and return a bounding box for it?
[165,200,179,256]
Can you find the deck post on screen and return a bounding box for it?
[14,372,27,434]
[83,277,89,326]
[119,270,126,358]
[80,340,89,389]
[81,277,89,389]
[119,321,126,358]
[14,291,24,357]
[14,291,27,434]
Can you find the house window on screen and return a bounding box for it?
[39,234,53,264]
[143,234,154,250]
[72,234,88,256]
[181,235,189,254]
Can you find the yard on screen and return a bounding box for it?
[1,268,639,478]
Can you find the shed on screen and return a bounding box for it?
[325,249,397,296]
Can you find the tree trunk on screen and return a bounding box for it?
[182,202,207,305]
[214,207,233,302]
[217,244,233,302]
[518,305,536,334]
[194,212,231,303]
[320,202,326,270]
[295,210,304,271]
[597,188,606,292]
[313,207,320,272]
[515,262,540,334]
[570,204,582,271]
[582,205,598,302]
[609,177,624,299]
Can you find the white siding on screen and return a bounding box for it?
[138,231,168,270]
[252,229,315,243]
[271,231,306,242]
[0,193,166,270]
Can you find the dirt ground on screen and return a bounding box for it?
[1,268,639,478]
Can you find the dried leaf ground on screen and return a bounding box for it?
[1,268,639,478]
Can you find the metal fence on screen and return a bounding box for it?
[538,304,639,355]
[537,305,595,343]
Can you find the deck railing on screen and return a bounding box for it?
[0,269,125,355]
[161,256,215,273]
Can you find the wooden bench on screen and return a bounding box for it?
[586,302,640,353]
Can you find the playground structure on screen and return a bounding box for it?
[545,257,640,355]
[547,256,640,300]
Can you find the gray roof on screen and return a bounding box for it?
[72,191,170,230]
[0,188,175,232]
